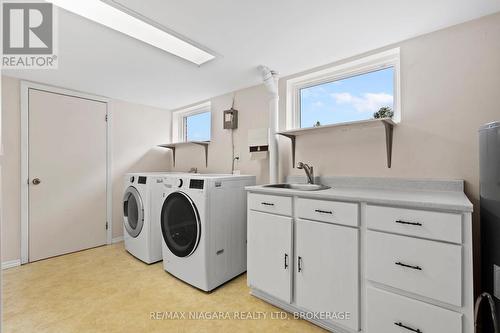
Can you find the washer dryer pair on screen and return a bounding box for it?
[122,172,191,264]
[154,174,256,291]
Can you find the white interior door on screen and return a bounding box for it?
[28,89,107,262]
[247,210,293,303]
[295,219,360,331]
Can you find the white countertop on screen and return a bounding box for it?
[246,185,473,212]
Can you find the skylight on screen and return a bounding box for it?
[46,0,215,65]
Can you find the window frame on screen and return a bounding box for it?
[286,48,401,130]
[171,101,211,142]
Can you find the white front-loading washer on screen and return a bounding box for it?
[123,172,184,264]
[156,174,256,291]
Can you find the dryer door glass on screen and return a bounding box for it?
[161,192,201,257]
[123,186,144,238]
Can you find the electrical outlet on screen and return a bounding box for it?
[494,264,500,300]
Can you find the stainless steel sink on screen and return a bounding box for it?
[263,183,331,191]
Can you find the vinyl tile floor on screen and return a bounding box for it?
[2,243,325,333]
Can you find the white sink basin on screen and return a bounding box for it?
[263,183,331,191]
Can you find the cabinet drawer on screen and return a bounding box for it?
[248,193,292,216]
[297,198,358,227]
[367,231,462,306]
[367,287,462,333]
[367,205,462,243]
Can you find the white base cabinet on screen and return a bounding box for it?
[296,219,359,331]
[247,193,361,332]
[247,210,292,303]
[246,191,474,333]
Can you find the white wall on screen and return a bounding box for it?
[1,77,21,263]
[110,100,172,239]
[0,76,172,260]
[170,84,270,185]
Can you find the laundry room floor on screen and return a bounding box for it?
[2,243,325,333]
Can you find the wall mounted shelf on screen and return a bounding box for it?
[158,141,210,167]
[277,118,396,168]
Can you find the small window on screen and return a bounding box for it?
[287,48,400,129]
[184,111,211,141]
[172,102,211,142]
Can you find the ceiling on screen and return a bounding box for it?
[3,0,500,110]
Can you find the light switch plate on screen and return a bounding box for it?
[494,264,500,300]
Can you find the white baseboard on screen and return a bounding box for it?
[2,259,21,270]
[2,240,124,269]
[112,236,124,244]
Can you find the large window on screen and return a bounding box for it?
[172,102,211,142]
[286,48,400,129]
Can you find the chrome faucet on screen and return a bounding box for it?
[297,162,314,184]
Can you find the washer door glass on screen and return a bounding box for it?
[123,186,144,238]
[161,192,201,258]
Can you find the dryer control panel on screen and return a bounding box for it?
[189,179,204,189]
[161,177,206,191]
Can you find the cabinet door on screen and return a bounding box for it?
[296,219,359,331]
[247,210,293,303]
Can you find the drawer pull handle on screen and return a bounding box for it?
[394,322,422,333]
[395,262,422,270]
[261,202,275,206]
[298,256,303,272]
[284,254,289,270]
[395,220,422,226]
[315,209,332,214]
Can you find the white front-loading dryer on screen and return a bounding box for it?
[123,172,180,264]
[161,188,208,289]
[158,174,256,291]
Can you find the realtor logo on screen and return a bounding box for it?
[2,1,58,69]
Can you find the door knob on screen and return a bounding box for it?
[32,178,41,185]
